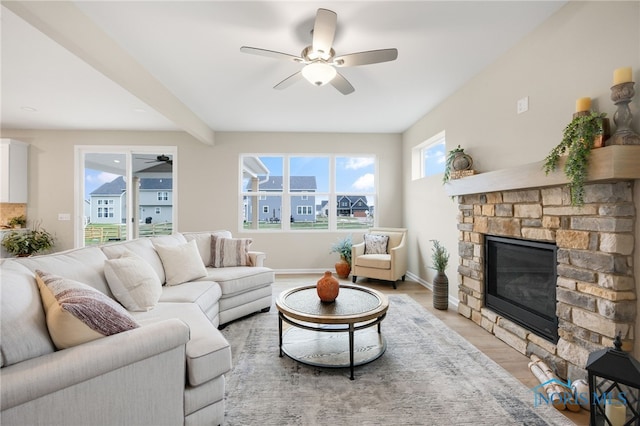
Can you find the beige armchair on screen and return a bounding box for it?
[351,227,408,289]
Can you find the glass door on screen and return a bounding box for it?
[76,146,176,247]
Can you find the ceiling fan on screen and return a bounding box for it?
[136,154,173,165]
[240,8,398,95]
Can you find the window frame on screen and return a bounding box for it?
[240,153,377,233]
[412,131,446,180]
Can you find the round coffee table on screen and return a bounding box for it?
[275,284,389,380]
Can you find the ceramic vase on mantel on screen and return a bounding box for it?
[432,272,449,310]
[334,257,351,279]
[317,271,340,303]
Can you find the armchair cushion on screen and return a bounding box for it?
[354,253,391,270]
[364,234,389,254]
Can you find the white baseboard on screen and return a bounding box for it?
[273,269,459,308]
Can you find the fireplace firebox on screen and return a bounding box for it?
[484,235,558,343]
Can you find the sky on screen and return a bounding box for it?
[423,141,446,176]
[256,155,376,194]
[85,169,120,199]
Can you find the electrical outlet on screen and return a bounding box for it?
[58,213,71,221]
[517,96,529,114]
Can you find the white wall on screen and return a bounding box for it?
[0,129,402,270]
[402,1,640,305]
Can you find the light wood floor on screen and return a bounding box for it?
[275,274,589,425]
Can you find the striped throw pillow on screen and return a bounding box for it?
[36,270,139,349]
[210,236,252,268]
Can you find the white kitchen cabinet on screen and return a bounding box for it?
[0,139,29,203]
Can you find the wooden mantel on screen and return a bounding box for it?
[444,145,640,196]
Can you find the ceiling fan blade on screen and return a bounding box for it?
[333,48,398,67]
[330,72,355,95]
[311,9,337,57]
[240,46,304,63]
[274,71,303,90]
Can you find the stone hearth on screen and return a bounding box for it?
[445,146,640,381]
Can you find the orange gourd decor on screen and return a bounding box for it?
[317,271,340,303]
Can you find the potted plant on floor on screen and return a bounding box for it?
[430,239,449,310]
[2,223,55,257]
[330,234,352,278]
[543,111,607,206]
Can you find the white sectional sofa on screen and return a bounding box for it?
[0,231,274,426]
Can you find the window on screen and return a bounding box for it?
[97,207,114,218]
[157,192,168,201]
[412,131,446,180]
[241,154,376,231]
[297,205,313,215]
[155,207,161,214]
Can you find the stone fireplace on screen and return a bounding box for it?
[446,145,639,381]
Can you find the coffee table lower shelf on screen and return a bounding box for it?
[280,325,387,369]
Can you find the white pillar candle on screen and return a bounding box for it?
[605,401,626,426]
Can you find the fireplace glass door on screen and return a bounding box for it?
[485,235,558,343]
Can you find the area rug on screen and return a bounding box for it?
[221,293,574,425]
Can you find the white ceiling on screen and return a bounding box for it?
[1,1,567,139]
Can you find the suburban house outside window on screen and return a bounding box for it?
[157,191,168,201]
[411,130,446,180]
[240,154,376,231]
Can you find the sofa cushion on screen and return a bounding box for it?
[210,235,252,268]
[0,261,55,367]
[36,270,140,349]
[101,238,166,284]
[160,280,222,322]
[182,231,232,267]
[200,266,274,297]
[104,251,162,311]
[364,234,389,254]
[133,303,231,386]
[154,240,207,286]
[16,246,112,297]
[354,253,391,270]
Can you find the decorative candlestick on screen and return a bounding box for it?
[609,81,640,145]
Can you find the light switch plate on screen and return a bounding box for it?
[58,213,71,221]
[517,96,529,114]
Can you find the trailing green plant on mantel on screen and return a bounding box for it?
[543,111,607,206]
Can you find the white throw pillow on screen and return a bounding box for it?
[210,235,252,268]
[104,251,162,311]
[36,270,139,350]
[154,239,207,286]
[364,234,389,255]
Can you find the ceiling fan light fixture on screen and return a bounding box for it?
[301,62,336,86]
